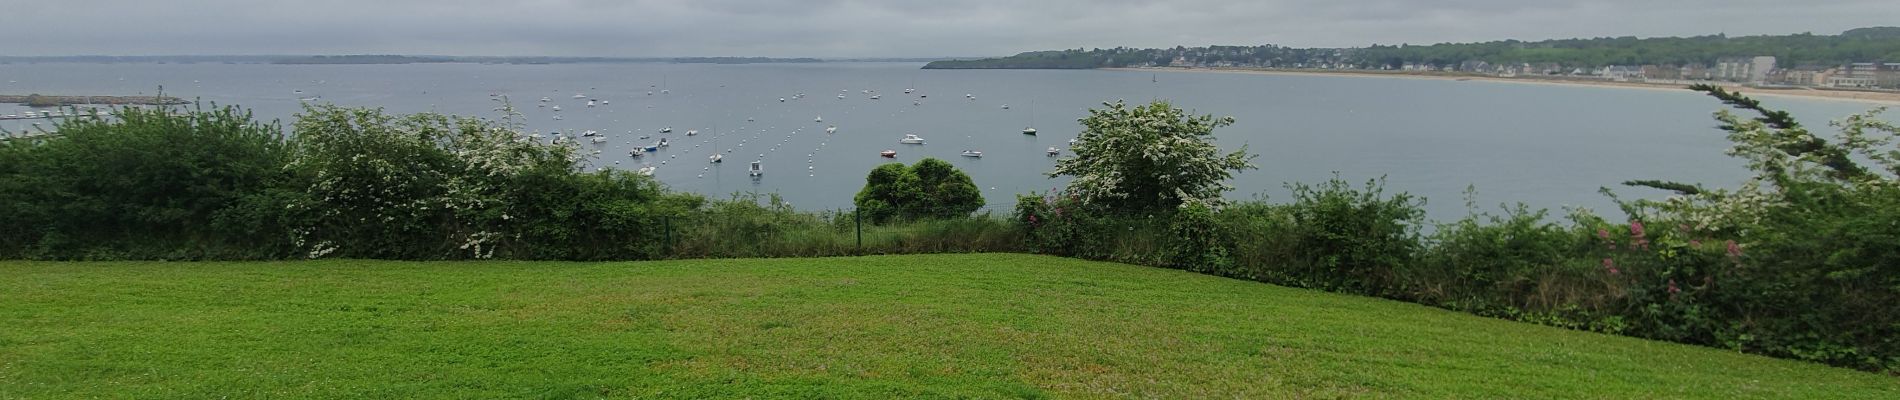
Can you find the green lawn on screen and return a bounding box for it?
[1,254,1893,399]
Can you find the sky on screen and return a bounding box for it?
[2,0,1895,57]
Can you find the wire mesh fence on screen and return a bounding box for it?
[658,205,1025,259]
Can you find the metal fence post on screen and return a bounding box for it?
[855,209,863,252]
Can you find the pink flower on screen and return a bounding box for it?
[1597,228,1611,240]
[1667,279,1681,294]
[1629,220,1646,238]
[1725,240,1742,259]
[1603,258,1618,275]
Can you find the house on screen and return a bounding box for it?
[1715,56,1777,83]
[1600,66,1645,81]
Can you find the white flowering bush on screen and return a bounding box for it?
[1051,100,1255,213]
[286,104,584,259]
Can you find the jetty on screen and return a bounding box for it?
[0,94,187,107]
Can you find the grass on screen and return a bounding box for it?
[0,254,1893,399]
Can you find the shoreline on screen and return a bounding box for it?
[1106,67,1900,106]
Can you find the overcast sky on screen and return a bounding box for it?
[3,0,1894,57]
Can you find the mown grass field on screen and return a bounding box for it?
[1,254,1894,398]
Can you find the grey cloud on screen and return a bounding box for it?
[1,0,1894,57]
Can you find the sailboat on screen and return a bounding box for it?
[1023,100,1037,134]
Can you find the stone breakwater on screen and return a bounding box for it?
[1,94,188,106]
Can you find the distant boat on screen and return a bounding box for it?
[1047,146,1061,156]
[869,94,881,100]
[551,105,562,111]
[539,97,551,102]
[657,138,670,148]
[837,94,846,99]
[591,137,608,144]
[1001,104,1009,109]
[960,150,982,158]
[586,99,596,107]
[709,153,724,163]
[899,134,925,144]
[629,149,644,157]
[601,100,610,105]
[686,129,699,136]
[573,94,587,99]
[749,160,763,177]
[825,125,837,134]
[880,149,897,158]
[779,98,786,102]
[1022,127,1037,135]
[644,145,659,152]
[661,89,669,94]
[814,115,822,123]
[637,165,656,176]
[659,127,672,133]
[552,115,563,120]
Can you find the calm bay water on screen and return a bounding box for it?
[0,62,1882,220]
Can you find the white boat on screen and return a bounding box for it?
[586,100,597,107]
[814,115,822,123]
[601,100,610,105]
[657,138,670,148]
[581,130,598,136]
[961,150,982,158]
[659,127,672,133]
[592,137,608,144]
[551,105,562,111]
[1022,127,1037,135]
[904,88,915,94]
[779,98,786,102]
[1001,104,1010,109]
[686,129,698,136]
[1069,138,1078,145]
[539,97,551,102]
[1047,147,1061,156]
[552,115,563,120]
[709,153,724,163]
[825,126,837,134]
[748,161,763,177]
[869,94,881,100]
[661,89,669,94]
[637,165,656,176]
[880,149,896,158]
[899,134,925,144]
[573,94,587,99]
[837,94,846,99]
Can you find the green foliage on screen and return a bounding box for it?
[1053,100,1254,213]
[1278,177,1427,293]
[853,158,983,224]
[0,104,292,259]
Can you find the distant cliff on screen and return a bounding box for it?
[924,27,1900,70]
[923,51,1107,69]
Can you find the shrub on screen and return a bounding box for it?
[1277,176,1425,293]
[0,104,292,259]
[854,158,983,224]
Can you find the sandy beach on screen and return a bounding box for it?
[1107,67,1900,106]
